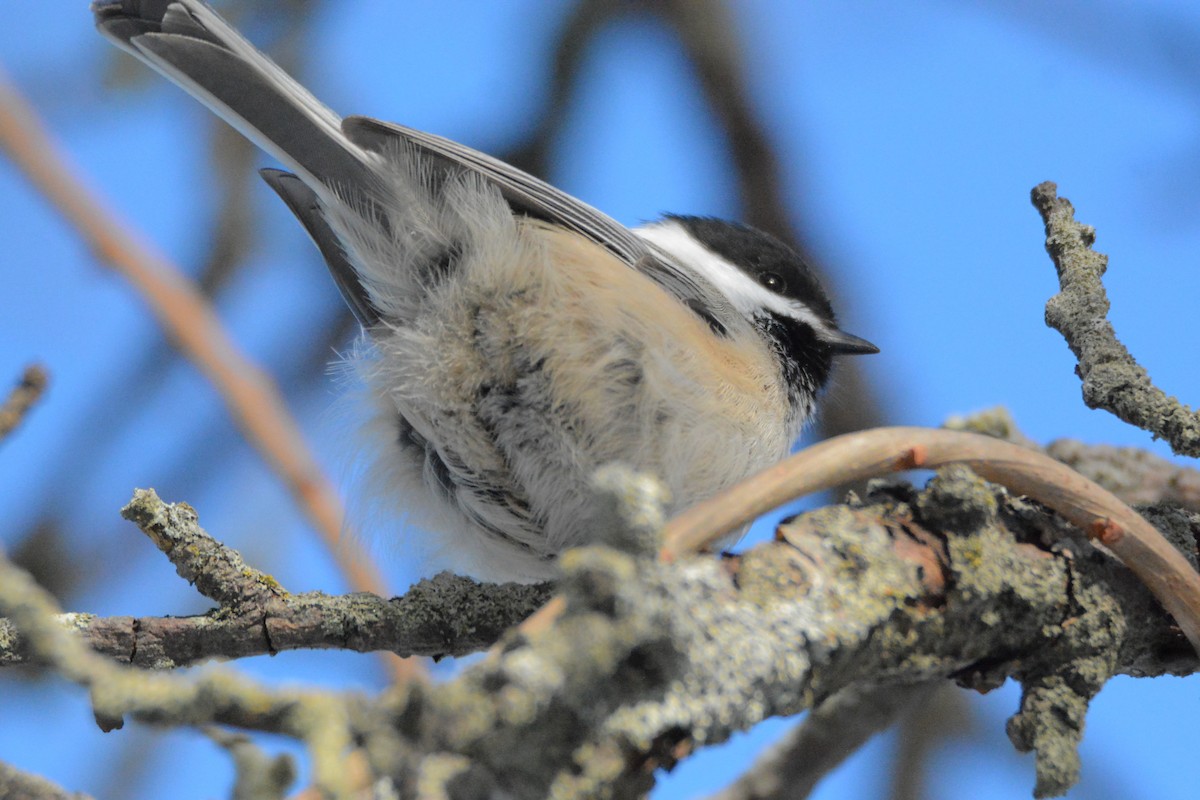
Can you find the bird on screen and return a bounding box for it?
[92,0,878,582]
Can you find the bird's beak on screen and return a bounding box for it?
[822,328,880,355]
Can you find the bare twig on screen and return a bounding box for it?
[1033,181,1200,457]
[661,426,1200,655]
[0,69,388,609]
[0,576,548,668]
[0,364,48,442]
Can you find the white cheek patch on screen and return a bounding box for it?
[633,220,835,339]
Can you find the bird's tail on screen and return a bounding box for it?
[94,0,390,323]
[93,0,374,194]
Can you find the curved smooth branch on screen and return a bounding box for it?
[662,426,1200,655]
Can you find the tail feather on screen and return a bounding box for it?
[259,169,379,326]
[90,1,681,329]
[93,0,370,194]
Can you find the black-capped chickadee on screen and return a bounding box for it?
[94,0,878,582]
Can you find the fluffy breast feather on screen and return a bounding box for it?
[343,178,797,581]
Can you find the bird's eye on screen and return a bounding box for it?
[759,272,785,292]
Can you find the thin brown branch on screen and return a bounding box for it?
[661,426,1200,655]
[0,575,547,667]
[0,363,48,442]
[0,70,386,604]
[1034,181,1200,456]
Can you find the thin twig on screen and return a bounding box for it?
[709,683,936,800]
[0,71,389,609]
[2,490,550,667]
[661,426,1200,654]
[0,576,548,667]
[1034,181,1200,456]
[0,759,93,800]
[121,489,288,610]
[0,551,361,799]
[0,364,48,441]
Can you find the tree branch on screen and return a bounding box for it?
[0,364,48,442]
[0,490,550,668]
[1033,181,1200,457]
[947,407,1200,513]
[1,469,1195,797]
[661,426,1200,656]
[709,683,937,800]
[0,759,93,800]
[407,467,1195,798]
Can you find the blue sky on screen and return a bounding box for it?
[2,1,1199,797]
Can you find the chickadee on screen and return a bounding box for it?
[94,0,878,582]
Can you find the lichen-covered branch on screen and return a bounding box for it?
[1,468,1195,798]
[0,759,93,800]
[1033,181,1200,457]
[0,546,377,798]
[948,407,1200,514]
[403,468,1194,798]
[0,490,550,668]
[121,489,287,610]
[662,426,1200,657]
